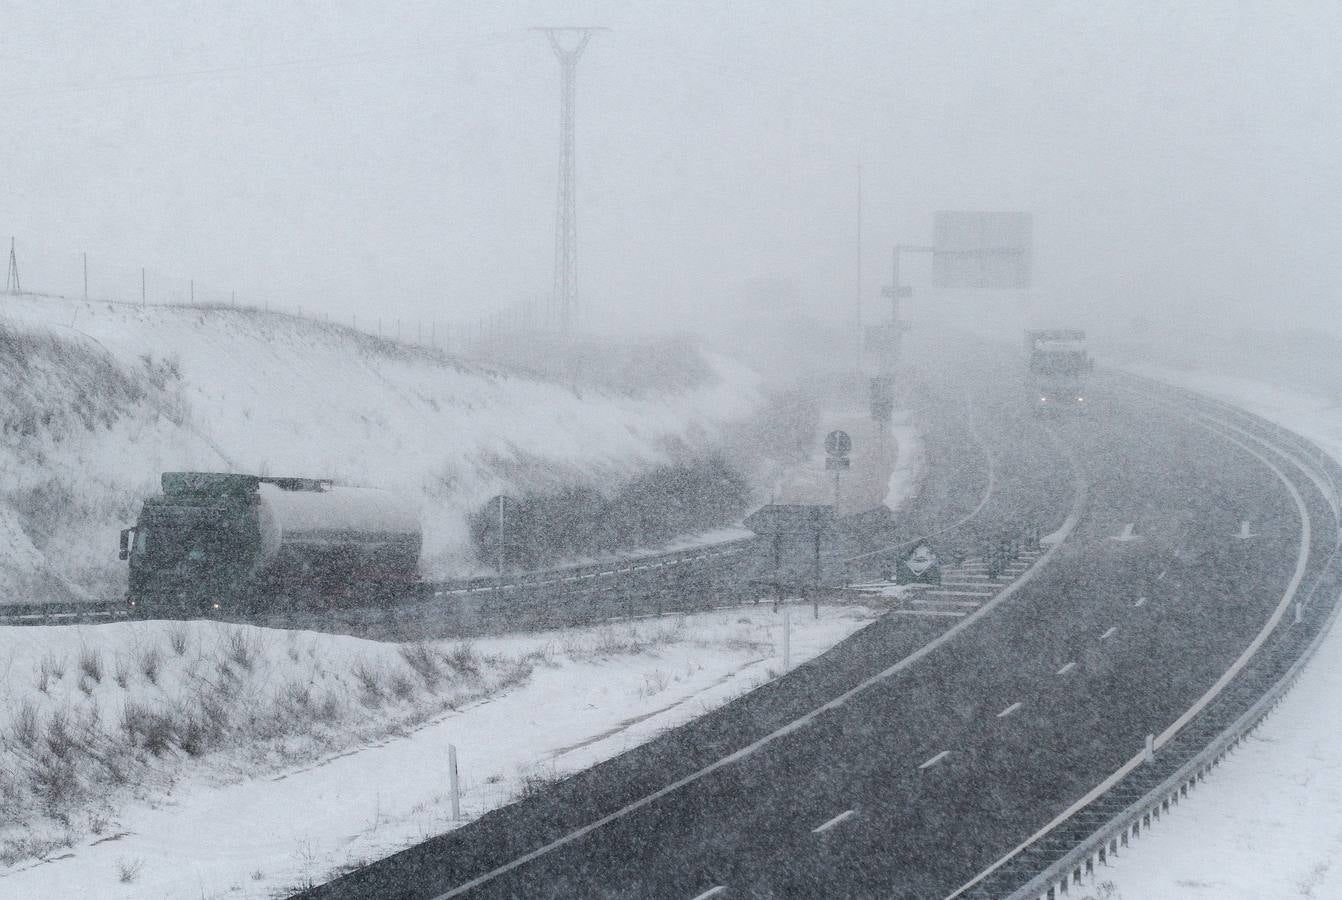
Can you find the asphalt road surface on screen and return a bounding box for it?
[301,362,1333,899]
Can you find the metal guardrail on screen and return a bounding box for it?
[956,372,1342,900]
[0,537,764,631]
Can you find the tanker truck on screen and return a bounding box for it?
[119,472,421,614]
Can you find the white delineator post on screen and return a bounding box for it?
[782,605,792,672]
[449,743,461,820]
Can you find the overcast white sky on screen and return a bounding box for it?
[1,1,1337,339]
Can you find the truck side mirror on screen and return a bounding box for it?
[119,528,132,561]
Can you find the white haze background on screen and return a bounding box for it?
[0,1,1337,339]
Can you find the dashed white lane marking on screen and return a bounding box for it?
[689,887,727,900]
[1157,568,1168,581]
[1134,596,1148,608]
[891,609,968,618]
[1111,523,1142,542]
[1056,661,1076,676]
[812,809,856,834]
[1100,626,1118,641]
[996,701,1022,719]
[912,598,982,608]
[919,750,951,770]
[923,589,996,597]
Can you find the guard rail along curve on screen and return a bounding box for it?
[951,371,1342,900]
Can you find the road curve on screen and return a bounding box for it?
[298,368,1334,900]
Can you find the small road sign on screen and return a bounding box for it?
[824,430,852,457]
[896,542,942,585]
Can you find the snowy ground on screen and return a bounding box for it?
[1086,366,1342,899]
[0,602,880,899]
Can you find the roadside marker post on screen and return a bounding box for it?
[782,605,792,671]
[449,743,461,820]
[1144,733,1155,764]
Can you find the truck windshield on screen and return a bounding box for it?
[135,515,240,567]
[1031,350,1089,376]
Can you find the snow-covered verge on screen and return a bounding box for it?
[1084,365,1342,899]
[0,603,880,899]
[0,295,765,601]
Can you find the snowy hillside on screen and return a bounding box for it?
[0,296,765,603]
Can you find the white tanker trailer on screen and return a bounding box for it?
[120,472,421,613]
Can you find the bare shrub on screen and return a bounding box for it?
[496,657,534,692]
[399,643,441,686]
[515,765,561,801]
[444,643,480,677]
[639,669,671,698]
[167,624,189,656]
[12,700,40,748]
[280,678,312,717]
[352,661,385,705]
[36,653,63,693]
[44,709,78,760]
[389,669,416,702]
[120,702,175,756]
[78,675,94,697]
[78,646,103,683]
[223,628,258,671]
[137,646,162,684]
[116,856,144,884]
[113,658,131,689]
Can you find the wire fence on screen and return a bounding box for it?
[0,235,556,356]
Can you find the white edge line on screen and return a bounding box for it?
[812,809,856,834]
[427,427,1085,900]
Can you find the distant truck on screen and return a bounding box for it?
[1025,329,1093,413]
[120,472,421,614]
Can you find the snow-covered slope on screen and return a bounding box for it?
[0,296,763,602]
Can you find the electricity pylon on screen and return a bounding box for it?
[534,26,604,333]
[6,238,19,294]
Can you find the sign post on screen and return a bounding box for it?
[824,430,852,510]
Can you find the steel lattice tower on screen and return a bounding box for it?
[535,27,603,333]
[5,238,19,294]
